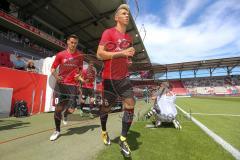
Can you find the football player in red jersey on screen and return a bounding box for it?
[80,61,96,118]
[97,4,135,157]
[50,34,84,141]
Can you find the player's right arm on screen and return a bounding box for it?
[51,68,62,82]
[51,54,62,82]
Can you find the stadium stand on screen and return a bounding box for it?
[0,28,55,58]
[170,80,188,95]
[182,76,240,95]
[131,76,240,98]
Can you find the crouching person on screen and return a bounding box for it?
[145,82,181,129]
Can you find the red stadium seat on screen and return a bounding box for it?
[5,53,10,61]
[0,53,5,57]
[0,52,12,68]
[6,61,13,68]
[170,80,188,95]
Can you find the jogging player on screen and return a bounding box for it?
[97,4,135,157]
[80,61,96,118]
[50,34,84,141]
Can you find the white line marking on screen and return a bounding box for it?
[190,113,240,117]
[176,105,240,160]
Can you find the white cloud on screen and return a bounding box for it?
[166,0,207,28]
[136,0,240,64]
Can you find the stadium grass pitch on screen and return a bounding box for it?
[95,111,235,160]
[176,96,240,150]
[0,98,238,160]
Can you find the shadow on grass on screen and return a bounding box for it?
[122,155,133,160]
[67,114,98,121]
[158,122,176,128]
[112,130,142,151]
[0,119,30,131]
[146,120,177,129]
[67,111,122,122]
[60,124,100,136]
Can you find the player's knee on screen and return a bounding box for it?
[55,105,63,112]
[124,105,134,110]
[122,108,134,123]
[123,97,135,108]
[67,107,75,113]
[54,111,61,120]
[123,101,135,110]
[100,105,111,113]
[90,97,95,104]
[130,97,136,105]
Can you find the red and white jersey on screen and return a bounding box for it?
[99,27,132,80]
[82,67,96,89]
[51,49,83,85]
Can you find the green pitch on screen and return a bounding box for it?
[0,98,238,160]
[95,108,235,160]
[176,96,240,150]
[95,120,234,159]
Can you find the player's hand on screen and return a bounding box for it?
[68,107,75,113]
[55,75,62,82]
[123,47,135,57]
[151,96,157,100]
[74,74,80,81]
[75,74,84,82]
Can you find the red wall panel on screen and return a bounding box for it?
[0,67,47,115]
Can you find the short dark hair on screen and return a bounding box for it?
[67,34,79,40]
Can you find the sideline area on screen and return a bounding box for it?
[0,100,235,160]
[0,100,151,160]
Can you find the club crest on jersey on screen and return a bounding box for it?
[63,58,68,63]
[69,57,74,61]
[104,39,131,52]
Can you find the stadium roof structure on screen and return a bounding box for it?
[128,57,240,86]
[5,0,151,70]
[152,56,240,76]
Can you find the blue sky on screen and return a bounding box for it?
[128,0,240,65]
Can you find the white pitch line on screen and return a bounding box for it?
[190,113,240,117]
[176,105,240,160]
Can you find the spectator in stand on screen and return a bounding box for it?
[26,60,36,72]
[9,3,19,18]
[13,55,26,70]
[23,37,30,47]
